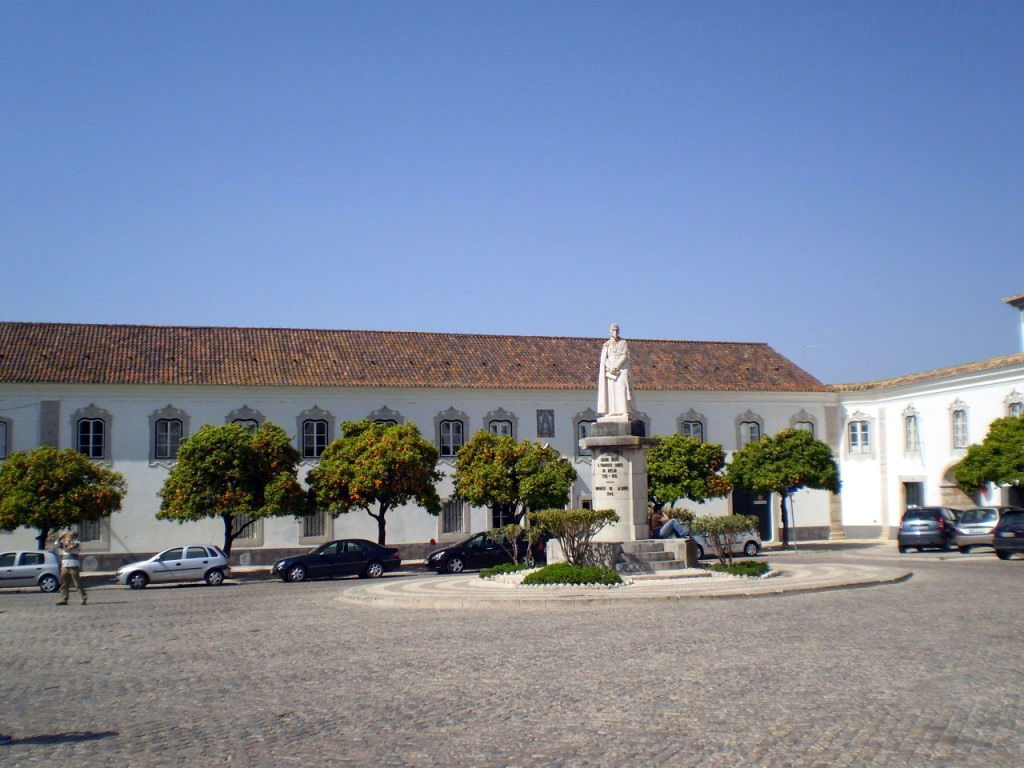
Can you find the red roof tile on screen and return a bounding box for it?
[0,322,827,392]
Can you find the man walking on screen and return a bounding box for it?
[56,529,87,605]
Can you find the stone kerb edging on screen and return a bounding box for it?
[337,562,912,610]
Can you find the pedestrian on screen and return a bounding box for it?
[55,529,87,605]
[650,509,689,539]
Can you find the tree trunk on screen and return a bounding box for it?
[780,493,790,549]
[375,505,388,546]
[36,526,50,551]
[222,514,235,557]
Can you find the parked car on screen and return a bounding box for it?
[0,550,60,592]
[425,531,546,574]
[689,530,762,560]
[993,510,1024,560]
[897,507,962,552]
[954,506,1024,553]
[116,545,230,589]
[271,539,401,582]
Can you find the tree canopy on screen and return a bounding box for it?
[158,423,307,555]
[727,428,840,546]
[453,431,577,525]
[306,420,441,546]
[954,415,1024,496]
[647,435,731,511]
[0,445,126,549]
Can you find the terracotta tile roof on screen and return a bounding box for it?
[833,352,1024,392]
[0,322,827,392]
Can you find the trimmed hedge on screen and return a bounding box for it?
[709,560,770,577]
[479,563,534,579]
[521,562,622,586]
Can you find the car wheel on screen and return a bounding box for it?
[286,564,307,582]
[445,557,465,574]
[898,546,908,554]
[204,568,225,586]
[996,551,1011,560]
[958,546,971,554]
[127,571,149,589]
[694,544,704,559]
[364,561,384,578]
[38,574,59,593]
[743,540,760,557]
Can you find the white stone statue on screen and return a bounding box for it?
[597,323,634,420]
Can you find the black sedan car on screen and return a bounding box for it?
[272,539,401,582]
[993,510,1024,560]
[425,531,545,574]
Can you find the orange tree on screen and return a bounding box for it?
[727,428,840,547]
[453,431,577,526]
[0,446,126,549]
[647,435,731,513]
[306,421,441,546]
[954,415,1024,498]
[158,423,307,555]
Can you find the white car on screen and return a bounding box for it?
[116,545,230,589]
[0,550,61,592]
[689,531,762,560]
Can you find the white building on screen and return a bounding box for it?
[0,317,1021,566]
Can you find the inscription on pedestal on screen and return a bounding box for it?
[596,452,629,497]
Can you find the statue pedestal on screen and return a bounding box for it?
[580,419,656,542]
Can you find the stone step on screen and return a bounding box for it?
[620,541,668,554]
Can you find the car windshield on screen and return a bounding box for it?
[1001,512,1024,527]
[960,509,997,524]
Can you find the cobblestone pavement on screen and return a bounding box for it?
[2,544,1022,767]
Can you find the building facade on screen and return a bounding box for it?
[0,322,1021,563]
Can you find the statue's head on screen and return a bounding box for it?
[609,323,620,339]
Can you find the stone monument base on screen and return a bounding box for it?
[580,419,656,542]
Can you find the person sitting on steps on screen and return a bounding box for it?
[650,509,689,539]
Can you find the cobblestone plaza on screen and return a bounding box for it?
[2,544,1022,767]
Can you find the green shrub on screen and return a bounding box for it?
[529,508,619,566]
[479,562,534,579]
[709,560,770,577]
[521,562,622,586]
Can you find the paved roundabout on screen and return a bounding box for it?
[338,560,912,609]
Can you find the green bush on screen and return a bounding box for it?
[521,562,622,586]
[529,507,619,566]
[479,562,534,579]
[709,560,770,577]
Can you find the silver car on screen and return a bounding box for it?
[690,530,762,560]
[954,507,1024,553]
[116,545,230,589]
[0,550,61,592]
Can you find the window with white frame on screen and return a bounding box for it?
[232,512,261,544]
[952,408,968,449]
[302,510,327,539]
[226,405,264,431]
[904,413,919,453]
[680,421,703,441]
[375,419,398,426]
[848,420,871,454]
[78,418,105,459]
[155,418,183,460]
[367,405,404,426]
[302,419,329,458]
[794,421,815,437]
[442,499,466,534]
[488,420,513,437]
[439,420,464,457]
[1009,400,1023,418]
[739,421,760,447]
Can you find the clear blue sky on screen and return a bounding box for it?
[2,1,1021,385]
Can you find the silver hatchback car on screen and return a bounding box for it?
[116,545,230,589]
[954,507,1024,553]
[0,550,61,592]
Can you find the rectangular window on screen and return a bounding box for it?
[78,518,102,542]
[232,513,260,542]
[849,421,870,454]
[794,421,815,437]
[440,420,464,457]
[155,419,183,460]
[77,419,105,459]
[680,421,703,441]
[302,510,327,539]
[0,421,6,459]
[302,419,328,458]
[903,481,924,508]
[442,500,465,534]
[488,420,513,438]
[577,420,596,457]
[952,410,968,449]
[1010,402,1023,418]
[904,415,919,452]
[740,421,760,447]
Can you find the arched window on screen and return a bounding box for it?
[155,419,183,460]
[302,419,329,458]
